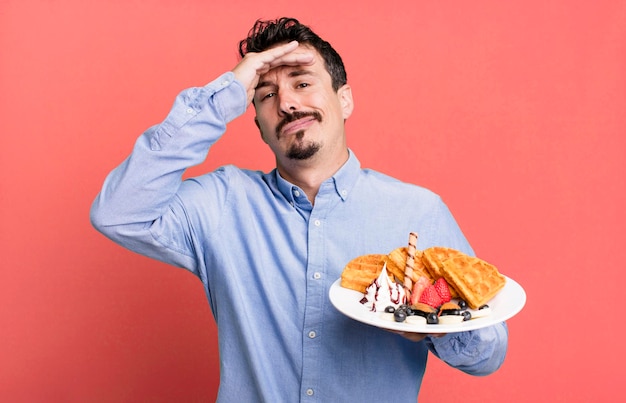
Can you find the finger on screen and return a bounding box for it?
[247,41,299,70]
[429,333,447,338]
[268,50,315,68]
[266,40,300,57]
[261,42,315,70]
[393,331,428,342]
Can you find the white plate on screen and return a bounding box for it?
[329,275,526,333]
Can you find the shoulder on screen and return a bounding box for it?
[358,168,441,201]
[187,164,266,184]
[177,165,269,202]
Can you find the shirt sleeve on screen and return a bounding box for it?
[425,321,509,376]
[90,72,247,271]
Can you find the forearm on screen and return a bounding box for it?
[90,73,246,253]
[426,322,508,376]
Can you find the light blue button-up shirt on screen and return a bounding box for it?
[91,72,507,402]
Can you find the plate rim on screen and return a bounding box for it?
[329,275,526,333]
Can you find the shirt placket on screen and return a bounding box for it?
[299,186,333,401]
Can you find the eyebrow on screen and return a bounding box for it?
[255,69,315,90]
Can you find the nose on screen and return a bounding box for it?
[278,88,300,115]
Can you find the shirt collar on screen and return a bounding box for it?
[272,149,361,204]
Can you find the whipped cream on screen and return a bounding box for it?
[360,263,406,312]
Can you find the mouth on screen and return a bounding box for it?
[280,117,317,136]
[276,111,322,138]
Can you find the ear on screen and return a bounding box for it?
[337,84,354,119]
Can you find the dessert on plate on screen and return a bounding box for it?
[339,232,507,325]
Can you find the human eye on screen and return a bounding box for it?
[256,91,276,102]
[297,82,310,89]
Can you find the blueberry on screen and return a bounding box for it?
[394,310,407,322]
[384,306,396,313]
[426,312,439,325]
[457,300,468,310]
[462,311,472,321]
[479,304,490,310]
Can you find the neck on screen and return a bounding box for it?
[277,148,349,204]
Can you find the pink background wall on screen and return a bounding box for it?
[2,0,625,401]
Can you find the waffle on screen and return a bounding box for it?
[441,254,506,309]
[421,247,466,298]
[340,254,387,293]
[386,247,433,284]
[421,247,465,280]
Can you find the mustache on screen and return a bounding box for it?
[275,111,322,136]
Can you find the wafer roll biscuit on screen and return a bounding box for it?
[403,232,418,295]
[385,247,432,285]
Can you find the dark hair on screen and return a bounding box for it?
[238,17,347,91]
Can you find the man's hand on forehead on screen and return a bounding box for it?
[233,41,315,105]
[266,41,315,71]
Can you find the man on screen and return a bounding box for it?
[91,17,507,402]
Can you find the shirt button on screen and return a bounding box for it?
[314,219,321,226]
[293,190,301,197]
[186,108,194,114]
[308,330,316,339]
[221,80,230,86]
[313,272,321,280]
[306,389,314,396]
[341,189,348,197]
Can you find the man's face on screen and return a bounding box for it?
[253,46,353,163]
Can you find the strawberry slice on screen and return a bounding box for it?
[410,276,431,306]
[433,277,452,303]
[418,285,443,308]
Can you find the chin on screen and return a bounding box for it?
[287,143,321,160]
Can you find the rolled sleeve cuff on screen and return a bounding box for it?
[157,72,247,139]
[426,321,508,376]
